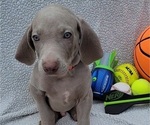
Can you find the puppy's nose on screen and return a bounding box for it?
[42,60,59,74]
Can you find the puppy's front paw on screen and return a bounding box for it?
[38,121,55,125]
[39,121,41,125]
[69,108,77,121]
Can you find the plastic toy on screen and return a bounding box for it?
[91,50,118,100]
[104,90,150,114]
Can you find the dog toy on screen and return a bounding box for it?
[131,79,150,95]
[114,63,139,86]
[134,26,150,81]
[111,82,131,95]
[91,50,118,100]
[104,90,150,114]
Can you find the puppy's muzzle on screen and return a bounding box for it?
[42,59,59,74]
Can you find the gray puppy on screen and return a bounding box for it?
[15,5,103,125]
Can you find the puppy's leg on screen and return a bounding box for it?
[68,107,77,121]
[30,85,56,125]
[76,89,93,125]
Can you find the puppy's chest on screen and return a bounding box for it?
[44,79,79,112]
[47,88,74,106]
[45,78,78,98]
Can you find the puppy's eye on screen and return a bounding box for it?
[63,32,72,39]
[32,35,40,41]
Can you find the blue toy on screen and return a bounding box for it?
[91,50,118,100]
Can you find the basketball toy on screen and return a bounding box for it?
[91,50,118,100]
[134,26,150,81]
[114,63,139,86]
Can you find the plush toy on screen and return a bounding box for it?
[111,82,132,95]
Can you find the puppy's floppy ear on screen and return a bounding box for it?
[78,19,103,65]
[15,26,36,65]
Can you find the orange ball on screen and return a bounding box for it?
[134,26,150,82]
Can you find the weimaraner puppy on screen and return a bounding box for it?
[15,5,103,125]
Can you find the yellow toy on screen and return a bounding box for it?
[114,63,139,86]
[131,79,150,95]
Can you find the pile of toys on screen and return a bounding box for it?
[91,26,150,114]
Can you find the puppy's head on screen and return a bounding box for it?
[15,5,103,76]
